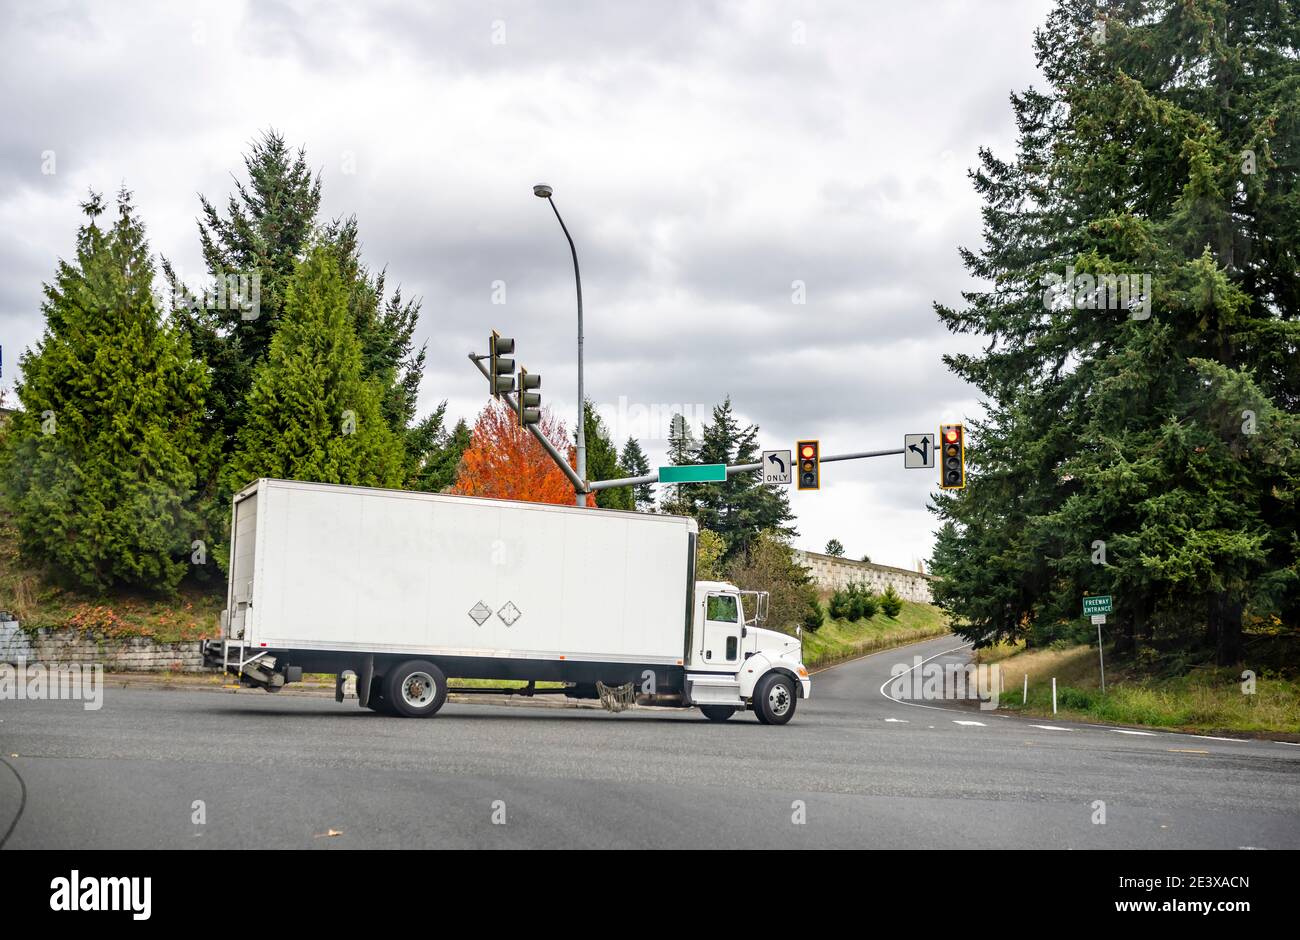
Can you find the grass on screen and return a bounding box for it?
[448,678,565,690]
[977,641,1300,736]
[801,598,950,669]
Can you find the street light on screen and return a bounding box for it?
[534,183,586,506]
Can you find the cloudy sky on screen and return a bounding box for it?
[0,0,1052,569]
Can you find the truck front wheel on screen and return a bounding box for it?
[384,660,448,718]
[753,673,797,725]
[699,705,737,722]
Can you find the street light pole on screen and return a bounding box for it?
[534,184,586,507]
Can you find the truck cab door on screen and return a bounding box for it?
[698,593,743,671]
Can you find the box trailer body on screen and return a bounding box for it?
[217,479,810,723]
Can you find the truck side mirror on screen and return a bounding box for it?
[741,626,747,638]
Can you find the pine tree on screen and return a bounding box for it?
[579,401,633,510]
[222,247,405,493]
[930,0,1300,664]
[166,130,322,448]
[691,398,795,562]
[409,408,472,493]
[660,412,698,516]
[319,215,430,477]
[1,191,211,592]
[169,131,432,476]
[824,539,845,557]
[620,437,654,510]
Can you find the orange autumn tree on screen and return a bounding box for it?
[452,401,578,504]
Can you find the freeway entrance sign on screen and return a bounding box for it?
[659,463,726,484]
[1082,595,1113,616]
[761,450,792,485]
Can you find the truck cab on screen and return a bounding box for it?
[685,580,811,724]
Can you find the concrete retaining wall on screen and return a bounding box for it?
[0,621,209,672]
[793,550,936,604]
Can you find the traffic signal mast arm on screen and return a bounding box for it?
[467,352,588,494]
[586,446,905,492]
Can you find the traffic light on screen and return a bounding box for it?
[796,440,820,490]
[489,330,515,398]
[939,423,965,489]
[517,367,541,427]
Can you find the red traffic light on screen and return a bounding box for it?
[796,440,820,490]
[938,424,965,489]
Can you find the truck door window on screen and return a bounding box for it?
[706,595,737,623]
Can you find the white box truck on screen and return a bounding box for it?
[212,479,811,724]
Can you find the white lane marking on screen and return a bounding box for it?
[1109,729,1158,736]
[953,720,986,727]
[1192,735,1245,743]
[876,641,975,711]
[884,718,909,723]
[1030,724,1071,731]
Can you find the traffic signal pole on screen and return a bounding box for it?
[586,446,905,493]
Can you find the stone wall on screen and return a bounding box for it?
[793,550,936,604]
[0,621,209,672]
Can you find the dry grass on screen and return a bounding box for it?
[979,641,1300,735]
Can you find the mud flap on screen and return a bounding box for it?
[357,654,375,708]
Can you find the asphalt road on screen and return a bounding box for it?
[2,634,1298,849]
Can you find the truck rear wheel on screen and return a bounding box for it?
[384,660,448,718]
[700,705,737,722]
[753,673,796,725]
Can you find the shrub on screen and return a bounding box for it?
[1057,686,1096,710]
[802,598,825,632]
[852,584,879,620]
[828,589,853,620]
[880,584,903,618]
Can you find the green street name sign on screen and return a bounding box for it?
[1082,595,1113,616]
[659,463,726,484]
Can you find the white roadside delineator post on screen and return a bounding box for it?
[1023,673,1028,704]
[1052,677,1057,715]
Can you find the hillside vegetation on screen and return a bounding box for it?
[978,640,1300,736]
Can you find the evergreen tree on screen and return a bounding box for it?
[691,398,795,562]
[319,215,430,477]
[169,131,432,475]
[166,130,322,448]
[660,412,697,516]
[619,437,654,510]
[222,247,405,493]
[409,408,472,493]
[824,538,845,557]
[579,401,633,510]
[930,0,1300,664]
[1,191,210,592]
